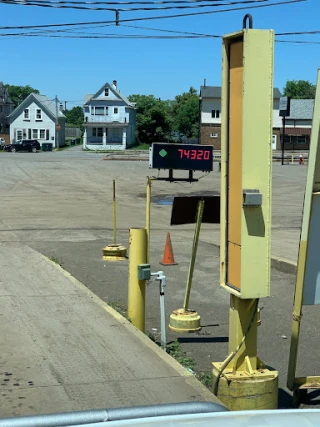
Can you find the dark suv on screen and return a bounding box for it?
[5,140,41,153]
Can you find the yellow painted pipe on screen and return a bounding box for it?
[128,228,147,332]
[146,177,151,264]
[113,180,116,245]
[183,200,205,311]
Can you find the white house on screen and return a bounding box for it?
[83,80,136,150]
[200,85,282,150]
[9,93,66,148]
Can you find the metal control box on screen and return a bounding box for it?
[138,264,151,281]
[220,29,274,299]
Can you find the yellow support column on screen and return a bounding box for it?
[146,177,151,264]
[212,16,278,410]
[128,228,147,332]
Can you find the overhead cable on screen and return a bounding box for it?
[0,0,306,30]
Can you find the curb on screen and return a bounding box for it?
[41,253,220,404]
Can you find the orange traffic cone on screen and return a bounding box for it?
[160,232,178,266]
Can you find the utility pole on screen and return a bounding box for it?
[55,95,59,149]
[64,101,67,111]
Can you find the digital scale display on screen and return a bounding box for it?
[149,143,213,171]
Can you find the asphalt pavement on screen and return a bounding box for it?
[0,146,317,411]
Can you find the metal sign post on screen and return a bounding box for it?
[287,70,320,406]
[279,96,291,165]
[212,15,278,411]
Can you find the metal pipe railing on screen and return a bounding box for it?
[0,402,228,427]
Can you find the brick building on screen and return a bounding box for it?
[275,99,314,151]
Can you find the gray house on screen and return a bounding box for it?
[0,82,14,139]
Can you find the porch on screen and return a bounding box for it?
[83,125,127,149]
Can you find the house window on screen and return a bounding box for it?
[32,129,38,138]
[92,127,103,137]
[210,132,218,138]
[39,129,45,139]
[84,106,89,113]
[283,135,310,146]
[94,107,104,115]
[114,108,118,114]
[104,88,109,96]
[17,130,23,140]
[46,129,49,140]
[211,110,220,118]
[36,109,42,120]
[24,109,30,120]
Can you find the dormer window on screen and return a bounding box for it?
[105,88,109,97]
[24,108,30,120]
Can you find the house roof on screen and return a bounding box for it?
[200,86,282,99]
[288,99,314,120]
[84,82,135,108]
[0,83,14,105]
[8,93,66,122]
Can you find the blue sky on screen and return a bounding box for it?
[0,0,319,106]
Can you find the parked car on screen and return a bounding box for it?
[4,139,41,153]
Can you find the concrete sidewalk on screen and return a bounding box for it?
[0,243,219,418]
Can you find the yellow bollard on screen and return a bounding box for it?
[146,177,151,264]
[169,200,204,333]
[128,228,147,332]
[102,179,127,261]
[113,179,116,245]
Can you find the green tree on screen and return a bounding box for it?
[64,106,84,127]
[4,84,40,107]
[283,80,316,99]
[128,94,172,143]
[172,87,199,138]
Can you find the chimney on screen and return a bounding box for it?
[113,80,117,88]
[59,102,63,112]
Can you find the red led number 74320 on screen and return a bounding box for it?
[178,149,210,160]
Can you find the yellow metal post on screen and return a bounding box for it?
[287,70,320,402]
[113,179,116,245]
[183,200,205,311]
[213,19,278,411]
[146,177,151,264]
[128,228,147,332]
[168,201,203,333]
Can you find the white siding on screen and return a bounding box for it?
[10,102,56,145]
[201,99,221,124]
[96,86,121,101]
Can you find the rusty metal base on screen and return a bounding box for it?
[169,308,201,332]
[102,244,127,261]
[212,360,278,411]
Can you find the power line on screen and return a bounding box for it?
[276,30,320,36]
[276,39,320,44]
[0,0,281,12]
[0,0,305,30]
[0,0,269,4]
